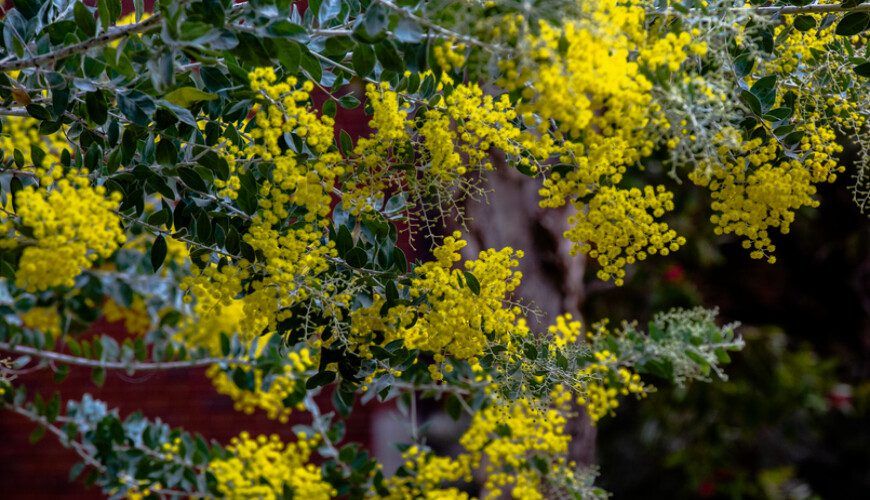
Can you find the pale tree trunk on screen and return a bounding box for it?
[460,161,597,465]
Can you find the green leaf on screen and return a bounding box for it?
[740,90,761,115]
[117,91,155,127]
[74,2,96,37]
[763,107,792,121]
[178,166,208,192]
[354,5,389,43]
[793,15,816,32]
[91,367,106,386]
[323,99,337,118]
[749,75,777,112]
[29,425,46,444]
[352,44,376,76]
[375,41,404,73]
[164,87,218,108]
[151,235,167,272]
[318,0,342,24]
[346,247,368,267]
[277,42,302,74]
[339,129,353,154]
[267,20,306,38]
[306,370,336,389]
[394,18,423,43]
[733,53,755,78]
[835,12,869,36]
[463,271,481,295]
[198,151,230,181]
[854,61,870,77]
[156,139,178,166]
[338,94,360,109]
[85,91,108,125]
[97,0,116,31]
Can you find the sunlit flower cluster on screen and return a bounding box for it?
[460,397,571,499]
[565,186,684,285]
[210,432,334,499]
[690,122,843,262]
[19,306,62,338]
[6,170,124,292]
[387,233,525,373]
[103,297,151,336]
[576,350,646,422]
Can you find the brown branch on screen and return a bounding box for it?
[0,14,162,72]
[0,342,248,371]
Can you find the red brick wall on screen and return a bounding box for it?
[0,318,379,498]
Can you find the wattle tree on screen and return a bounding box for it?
[0,0,867,497]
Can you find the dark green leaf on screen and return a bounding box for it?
[352,44,376,76]
[463,271,480,295]
[74,2,96,37]
[306,370,336,389]
[151,235,167,272]
[793,15,816,32]
[835,12,869,36]
[740,90,761,115]
[854,61,870,77]
[375,41,404,73]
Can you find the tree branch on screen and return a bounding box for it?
[0,342,248,371]
[752,2,870,15]
[0,14,162,72]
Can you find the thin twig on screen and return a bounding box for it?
[0,14,163,72]
[0,342,248,371]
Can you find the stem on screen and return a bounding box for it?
[373,0,502,53]
[0,342,249,371]
[752,2,870,14]
[0,14,163,72]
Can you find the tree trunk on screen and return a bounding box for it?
[461,163,597,465]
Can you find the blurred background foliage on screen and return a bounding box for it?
[587,150,869,498]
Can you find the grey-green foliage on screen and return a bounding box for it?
[614,307,743,385]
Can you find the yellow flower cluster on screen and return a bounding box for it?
[103,297,151,336]
[460,398,571,499]
[766,17,837,75]
[418,108,464,180]
[10,171,124,292]
[182,68,339,338]
[0,116,68,169]
[160,437,182,461]
[565,186,684,285]
[691,123,842,261]
[548,313,582,349]
[381,395,576,499]
[210,432,335,499]
[639,30,707,72]
[19,306,62,338]
[441,83,521,169]
[432,40,467,73]
[207,347,314,423]
[487,2,697,283]
[386,233,525,370]
[383,446,472,499]
[344,82,410,213]
[177,283,311,421]
[500,7,654,147]
[576,350,646,422]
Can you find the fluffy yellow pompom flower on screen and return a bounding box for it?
[11,172,124,292]
[210,432,335,499]
[565,186,684,285]
[387,232,526,365]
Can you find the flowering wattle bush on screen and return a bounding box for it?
[0,0,866,497]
